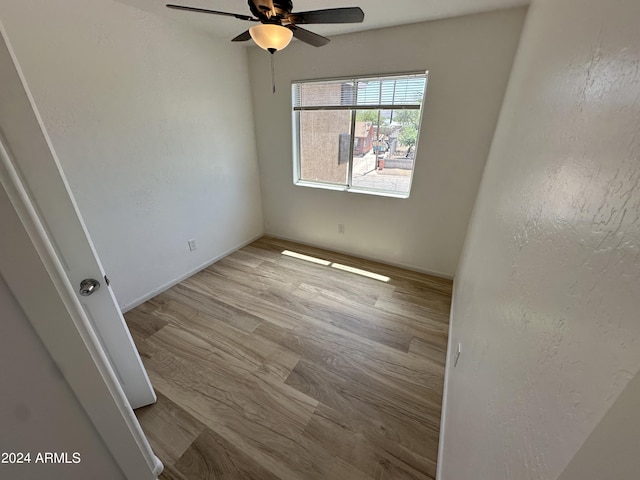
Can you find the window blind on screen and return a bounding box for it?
[292,73,427,111]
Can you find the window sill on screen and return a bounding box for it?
[294,180,410,199]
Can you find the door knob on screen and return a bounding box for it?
[79,278,100,296]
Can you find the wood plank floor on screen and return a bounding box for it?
[126,236,452,480]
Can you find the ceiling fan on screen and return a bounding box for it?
[166,0,365,52]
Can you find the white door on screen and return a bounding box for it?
[0,27,155,409]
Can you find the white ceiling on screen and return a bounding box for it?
[117,0,529,42]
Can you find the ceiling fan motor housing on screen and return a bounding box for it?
[249,0,293,23]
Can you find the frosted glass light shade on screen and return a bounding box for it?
[249,24,293,52]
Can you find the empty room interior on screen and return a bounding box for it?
[1,0,640,479]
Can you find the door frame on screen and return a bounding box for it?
[0,22,162,480]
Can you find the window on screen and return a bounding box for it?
[292,72,428,198]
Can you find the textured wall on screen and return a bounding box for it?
[249,8,527,277]
[439,0,640,478]
[0,0,264,310]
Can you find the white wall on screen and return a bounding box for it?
[0,0,264,310]
[248,8,526,277]
[438,0,640,478]
[0,271,125,480]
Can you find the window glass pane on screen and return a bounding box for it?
[353,80,381,106]
[350,109,414,195]
[293,79,352,108]
[298,110,352,185]
[389,76,426,105]
[292,72,427,197]
[355,76,426,107]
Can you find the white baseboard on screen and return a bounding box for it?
[436,286,457,480]
[120,232,264,313]
[264,231,455,281]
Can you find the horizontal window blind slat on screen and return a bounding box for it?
[293,104,421,111]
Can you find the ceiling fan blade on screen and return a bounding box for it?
[231,30,252,42]
[289,7,364,25]
[166,4,257,22]
[288,26,330,47]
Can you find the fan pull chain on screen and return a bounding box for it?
[270,52,276,94]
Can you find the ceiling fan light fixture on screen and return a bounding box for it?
[249,24,293,52]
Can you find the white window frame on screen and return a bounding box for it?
[291,71,428,199]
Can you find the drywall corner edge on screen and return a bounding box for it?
[435,283,457,480]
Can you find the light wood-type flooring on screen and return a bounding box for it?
[125,236,452,480]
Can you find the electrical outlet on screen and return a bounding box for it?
[188,239,197,251]
[338,224,345,234]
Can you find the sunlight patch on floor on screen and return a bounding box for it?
[281,250,331,266]
[331,263,390,282]
[281,250,390,282]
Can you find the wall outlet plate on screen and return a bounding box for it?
[188,239,197,251]
[454,343,461,367]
